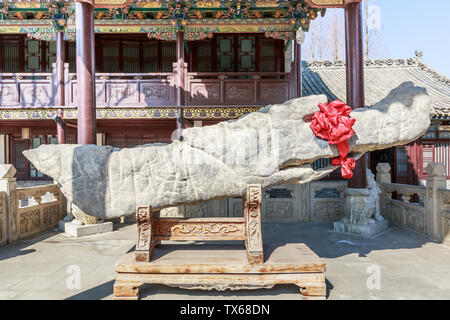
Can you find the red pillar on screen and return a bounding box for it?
[294,42,302,97]
[176,31,185,140]
[345,1,366,188]
[176,30,185,141]
[76,2,96,145]
[56,31,66,144]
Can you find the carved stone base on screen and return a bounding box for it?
[333,187,388,236]
[64,221,113,238]
[114,243,326,300]
[333,219,388,237]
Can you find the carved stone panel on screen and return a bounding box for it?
[313,201,344,222]
[386,202,404,226]
[0,85,18,105]
[19,209,40,234]
[264,201,293,218]
[405,207,426,234]
[70,82,117,106]
[107,83,138,104]
[159,206,185,218]
[186,199,227,217]
[42,205,60,226]
[189,83,220,104]
[20,84,51,106]
[140,83,174,106]
[224,83,254,104]
[259,83,289,102]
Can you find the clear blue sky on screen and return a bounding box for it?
[376,0,450,77]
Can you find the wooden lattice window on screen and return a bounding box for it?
[24,39,42,72]
[123,41,140,73]
[161,42,176,72]
[260,39,276,72]
[46,41,57,72]
[68,41,76,73]
[196,40,212,72]
[395,146,408,183]
[142,41,158,72]
[237,36,255,72]
[217,35,234,72]
[1,39,20,72]
[102,40,120,73]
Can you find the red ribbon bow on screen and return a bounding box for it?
[310,100,356,179]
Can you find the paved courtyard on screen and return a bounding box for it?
[0,221,449,300]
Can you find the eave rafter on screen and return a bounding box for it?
[0,1,325,41]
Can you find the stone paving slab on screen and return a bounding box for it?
[0,222,449,300]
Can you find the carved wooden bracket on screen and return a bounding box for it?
[135,205,155,262]
[243,184,264,264]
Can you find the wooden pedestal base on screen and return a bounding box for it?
[114,243,326,300]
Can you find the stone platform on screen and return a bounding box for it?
[114,243,326,300]
[333,220,389,237]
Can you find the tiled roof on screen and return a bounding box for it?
[302,56,450,119]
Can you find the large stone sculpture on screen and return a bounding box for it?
[23,82,431,219]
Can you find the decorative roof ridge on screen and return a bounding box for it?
[303,56,450,86]
[416,59,450,86]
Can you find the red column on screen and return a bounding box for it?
[76,2,96,145]
[294,42,302,97]
[176,30,185,141]
[56,31,66,144]
[345,2,366,188]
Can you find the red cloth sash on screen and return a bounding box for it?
[310,100,356,179]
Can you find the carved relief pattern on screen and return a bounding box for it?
[245,185,263,256]
[386,203,403,226]
[190,84,220,102]
[22,86,50,105]
[259,85,287,100]
[185,203,209,217]
[226,85,253,101]
[313,202,344,222]
[157,222,243,237]
[265,201,293,218]
[42,205,59,226]
[136,206,152,250]
[19,209,40,234]
[9,191,17,236]
[0,86,17,104]
[405,209,426,233]
[110,85,135,101]
[142,85,169,100]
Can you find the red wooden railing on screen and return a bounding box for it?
[0,65,299,108]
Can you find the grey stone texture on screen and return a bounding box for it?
[23,82,431,219]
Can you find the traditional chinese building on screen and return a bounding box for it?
[0,0,322,181]
[0,0,389,222]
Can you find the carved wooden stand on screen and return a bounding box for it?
[135,184,264,265]
[114,185,326,300]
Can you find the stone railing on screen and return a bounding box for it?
[0,164,66,246]
[377,162,449,242]
[0,191,7,247]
